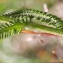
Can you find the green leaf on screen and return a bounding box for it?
[3,9,63,30]
[0,16,14,24]
[0,9,63,39]
[0,20,25,39]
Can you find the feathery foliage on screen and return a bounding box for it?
[0,18,25,39]
[0,9,63,39]
[3,9,63,29]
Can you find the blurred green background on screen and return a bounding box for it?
[0,0,57,15]
[1,0,63,63]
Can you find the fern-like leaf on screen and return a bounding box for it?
[0,20,25,39]
[0,17,63,39]
[0,9,63,39]
[0,16,14,24]
[3,9,63,29]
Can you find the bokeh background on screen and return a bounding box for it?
[0,0,63,63]
[0,0,57,14]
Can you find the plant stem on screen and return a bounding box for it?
[25,22,63,36]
